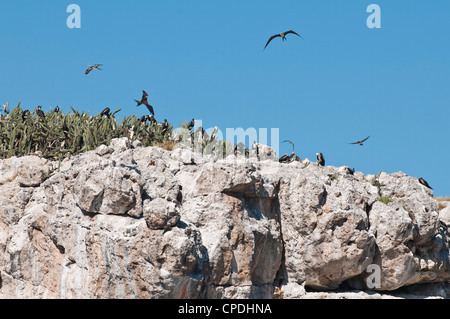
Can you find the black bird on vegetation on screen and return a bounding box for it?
[139,115,150,123]
[316,152,325,166]
[85,64,103,75]
[53,106,60,113]
[161,119,169,133]
[135,90,155,116]
[187,119,195,131]
[419,178,433,190]
[101,107,111,118]
[36,106,45,120]
[21,110,30,122]
[264,30,303,50]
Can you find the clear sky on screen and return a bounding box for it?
[1,0,449,196]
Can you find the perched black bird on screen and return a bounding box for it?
[85,64,103,75]
[149,115,157,124]
[419,178,433,190]
[279,154,290,163]
[53,106,60,113]
[139,115,150,123]
[36,106,45,120]
[21,110,30,122]
[187,119,195,131]
[135,90,155,116]
[316,153,325,166]
[100,107,111,118]
[264,30,303,50]
[161,119,169,133]
[62,121,69,133]
[350,136,371,146]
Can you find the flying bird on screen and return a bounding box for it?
[85,64,103,75]
[419,178,433,190]
[135,90,155,116]
[282,140,295,152]
[264,30,303,50]
[316,153,325,166]
[350,136,371,146]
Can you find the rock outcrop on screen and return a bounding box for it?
[0,138,449,299]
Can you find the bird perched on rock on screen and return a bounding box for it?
[350,136,371,146]
[85,64,103,75]
[135,90,155,116]
[100,107,111,118]
[279,154,290,163]
[316,153,325,166]
[264,30,303,50]
[419,177,433,190]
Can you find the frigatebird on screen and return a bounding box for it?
[282,140,295,152]
[350,136,371,146]
[22,110,30,122]
[264,30,303,50]
[85,64,103,75]
[316,153,325,166]
[279,154,290,163]
[53,106,60,113]
[161,119,169,133]
[419,178,433,190]
[187,119,195,131]
[36,106,45,120]
[100,107,111,118]
[135,90,155,116]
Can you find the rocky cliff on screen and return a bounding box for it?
[0,138,449,299]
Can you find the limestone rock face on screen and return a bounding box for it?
[0,138,448,299]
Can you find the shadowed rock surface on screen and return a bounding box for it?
[0,138,448,299]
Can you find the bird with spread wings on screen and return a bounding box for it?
[349,136,371,146]
[135,90,155,116]
[264,30,303,50]
[85,64,103,75]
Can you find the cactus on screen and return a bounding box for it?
[0,103,174,159]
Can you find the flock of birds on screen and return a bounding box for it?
[11,29,434,191]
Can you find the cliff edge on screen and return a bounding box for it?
[0,138,449,299]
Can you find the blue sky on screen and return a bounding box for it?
[0,1,449,196]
